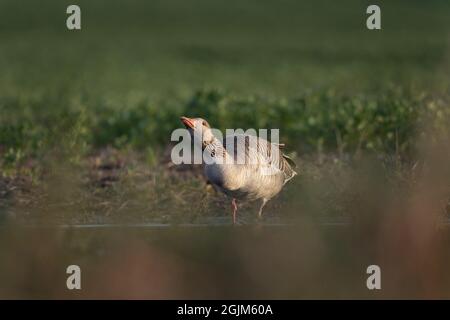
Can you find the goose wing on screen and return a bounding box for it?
[222,134,297,182]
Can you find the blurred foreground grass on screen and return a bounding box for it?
[2,224,450,299]
[0,0,449,223]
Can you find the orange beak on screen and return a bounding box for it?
[180,116,195,129]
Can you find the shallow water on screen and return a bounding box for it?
[1,220,450,299]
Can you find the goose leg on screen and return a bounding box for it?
[231,198,238,224]
[258,198,269,219]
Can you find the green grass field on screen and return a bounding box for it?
[0,0,449,224]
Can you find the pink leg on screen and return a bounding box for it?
[231,198,238,224]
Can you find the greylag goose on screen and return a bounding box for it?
[180,116,297,224]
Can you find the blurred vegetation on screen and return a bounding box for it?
[0,0,449,223]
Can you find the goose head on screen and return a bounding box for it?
[180,116,216,149]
